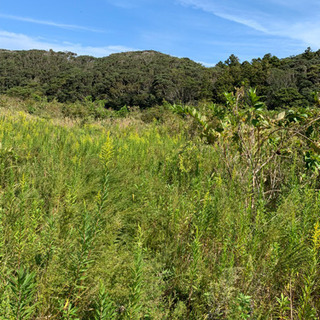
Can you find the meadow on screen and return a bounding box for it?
[0,94,319,319]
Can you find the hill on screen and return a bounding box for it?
[0,48,320,108]
[0,49,212,108]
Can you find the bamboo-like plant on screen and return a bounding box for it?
[9,267,37,320]
[93,282,117,320]
[60,299,79,320]
[127,226,144,320]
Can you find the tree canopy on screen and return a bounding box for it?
[1,48,320,109]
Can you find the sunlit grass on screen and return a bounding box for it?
[0,100,319,319]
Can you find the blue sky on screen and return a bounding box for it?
[0,0,319,66]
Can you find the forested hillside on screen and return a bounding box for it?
[0,49,211,108]
[1,48,320,109]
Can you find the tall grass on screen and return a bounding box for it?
[0,98,319,319]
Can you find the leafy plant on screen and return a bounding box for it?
[276,293,291,320]
[60,299,80,320]
[9,267,37,320]
[127,226,145,319]
[93,283,117,320]
[235,293,252,319]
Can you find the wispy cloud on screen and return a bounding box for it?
[0,13,103,32]
[178,0,268,33]
[178,0,320,48]
[178,0,269,32]
[281,23,320,48]
[0,30,136,57]
[214,12,268,33]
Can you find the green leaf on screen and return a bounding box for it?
[277,111,286,121]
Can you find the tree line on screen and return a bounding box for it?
[0,47,319,109]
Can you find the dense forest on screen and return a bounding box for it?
[1,48,320,109]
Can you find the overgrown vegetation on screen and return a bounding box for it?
[0,90,319,319]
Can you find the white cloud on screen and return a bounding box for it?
[0,13,103,32]
[197,60,216,67]
[277,23,320,48]
[178,0,320,48]
[214,12,268,33]
[178,0,268,33]
[0,30,136,57]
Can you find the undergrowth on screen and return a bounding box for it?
[0,95,319,319]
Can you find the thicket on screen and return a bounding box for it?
[0,91,319,319]
[1,48,320,109]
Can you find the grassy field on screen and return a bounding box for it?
[0,96,319,319]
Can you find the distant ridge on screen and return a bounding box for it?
[0,48,319,108]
